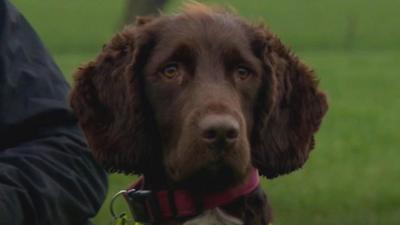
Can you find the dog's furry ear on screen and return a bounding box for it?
[250,27,328,178]
[135,16,155,26]
[70,25,158,174]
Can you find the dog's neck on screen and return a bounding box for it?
[126,168,272,225]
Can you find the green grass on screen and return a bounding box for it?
[167,0,400,51]
[10,0,400,224]
[12,0,126,54]
[267,50,400,225]
[14,0,400,53]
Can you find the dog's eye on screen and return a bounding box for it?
[234,66,251,80]
[161,63,179,79]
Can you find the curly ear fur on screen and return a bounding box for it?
[70,21,161,174]
[251,27,328,178]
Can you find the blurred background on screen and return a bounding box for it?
[11,0,399,224]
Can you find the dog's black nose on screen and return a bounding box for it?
[199,115,239,151]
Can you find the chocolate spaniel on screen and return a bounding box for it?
[70,3,328,225]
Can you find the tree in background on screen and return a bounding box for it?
[121,0,167,27]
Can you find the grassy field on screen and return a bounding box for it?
[11,0,400,224]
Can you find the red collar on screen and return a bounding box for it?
[123,168,260,223]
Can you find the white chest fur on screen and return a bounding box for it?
[183,208,243,225]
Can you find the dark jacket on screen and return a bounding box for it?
[0,0,107,224]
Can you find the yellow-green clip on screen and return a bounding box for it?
[110,190,143,225]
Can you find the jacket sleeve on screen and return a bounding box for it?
[0,1,108,224]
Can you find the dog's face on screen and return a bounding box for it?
[70,4,327,190]
[144,13,263,188]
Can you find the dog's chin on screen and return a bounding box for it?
[174,162,248,193]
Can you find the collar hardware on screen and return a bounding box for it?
[117,167,260,224]
[124,189,161,224]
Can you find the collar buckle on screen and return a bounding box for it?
[124,189,161,224]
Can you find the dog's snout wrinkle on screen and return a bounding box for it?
[199,114,240,151]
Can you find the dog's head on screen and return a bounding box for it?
[70,4,327,190]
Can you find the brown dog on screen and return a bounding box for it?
[70,3,328,225]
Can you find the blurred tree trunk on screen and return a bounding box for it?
[121,0,167,27]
